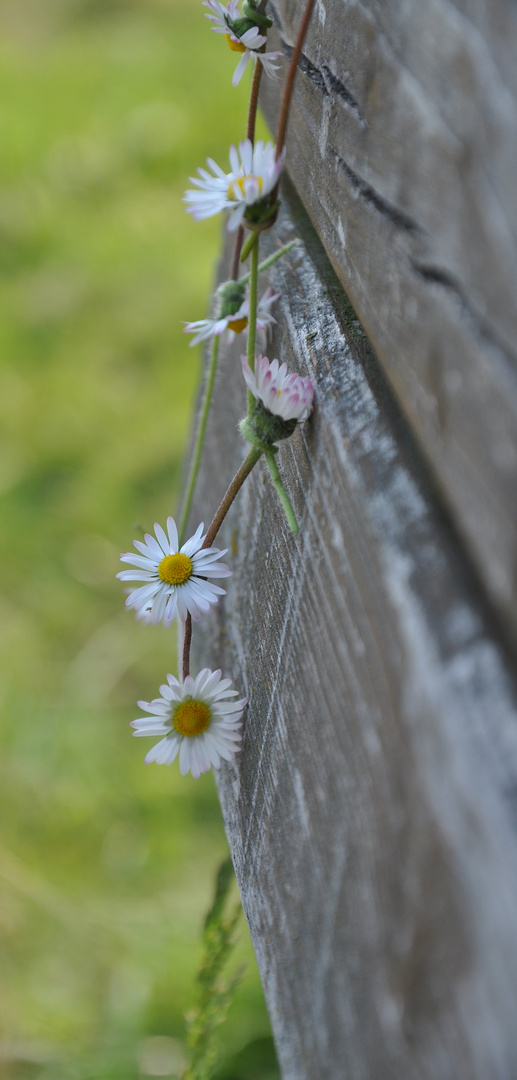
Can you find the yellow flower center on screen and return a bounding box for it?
[225,33,246,53]
[228,175,263,201]
[227,315,248,334]
[173,699,211,737]
[158,552,192,586]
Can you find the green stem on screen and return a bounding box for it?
[275,0,316,160]
[240,240,299,284]
[246,237,260,411]
[178,335,220,546]
[264,449,299,534]
[247,238,259,372]
[240,230,258,263]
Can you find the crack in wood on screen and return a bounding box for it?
[328,144,422,235]
[412,261,517,372]
[280,38,326,92]
[321,64,366,129]
[279,38,367,129]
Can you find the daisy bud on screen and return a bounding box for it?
[240,354,315,447]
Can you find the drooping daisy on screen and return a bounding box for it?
[184,139,285,231]
[204,0,282,86]
[117,517,231,626]
[242,354,315,421]
[131,668,247,778]
[184,286,280,347]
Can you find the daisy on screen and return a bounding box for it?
[117,517,231,626]
[184,139,285,231]
[242,354,315,421]
[204,0,282,86]
[184,286,280,347]
[131,668,247,778]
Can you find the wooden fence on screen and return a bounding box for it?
[190,2,517,1076]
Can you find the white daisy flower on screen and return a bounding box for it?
[242,354,315,421]
[131,668,247,778]
[184,139,285,231]
[203,0,282,86]
[117,516,231,626]
[184,286,280,347]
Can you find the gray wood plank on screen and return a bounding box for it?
[190,183,517,1079]
[259,0,517,643]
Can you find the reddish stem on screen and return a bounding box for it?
[275,0,316,159]
[182,614,192,681]
[181,447,262,680]
[247,57,263,143]
[202,446,262,550]
[231,224,245,281]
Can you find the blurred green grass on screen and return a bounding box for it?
[0,1,276,1077]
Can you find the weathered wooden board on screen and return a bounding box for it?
[259,0,517,644]
[191,183,517,1079]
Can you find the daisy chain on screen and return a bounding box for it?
[131,668,247,778]
[184,139,285,231]
[117,516,231,626]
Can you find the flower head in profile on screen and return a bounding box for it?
[203,0,282,86]
[131,668,247,778]
[184,286,280,347]
[184,139,284,231]
[242,354,315,422]
[117,517,231,626]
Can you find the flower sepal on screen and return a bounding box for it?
[243,198,279,232]
[239,3,273,29]
[240,399,296,451]
[217,279,247,318]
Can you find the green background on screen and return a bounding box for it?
[0,0,277,1076]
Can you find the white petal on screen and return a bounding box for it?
[119,554,157,570]
[143,533,164,560]
[179,738,191,776]
[117,570,155,581]
[194,668,220,696]
[227,204,246,231]
[154,522,170,555]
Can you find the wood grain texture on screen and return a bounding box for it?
[190,184,517,1079]
[259,0,517,643]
